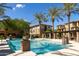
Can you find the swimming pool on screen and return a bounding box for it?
[7,38,67,54]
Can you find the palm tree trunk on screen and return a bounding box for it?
[39,21,42,38]
[52,20,55,39]
[67,13,70,44]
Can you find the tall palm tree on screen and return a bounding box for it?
[62,3,79,44]
[0,3,12,25]
[48,8,63,38]
[34,13,47,38]
[0,3,11,16]
[0,3,12,23]
[0,3,12,37]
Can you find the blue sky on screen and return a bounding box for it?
[4,3,79,29]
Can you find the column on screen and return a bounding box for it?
[42,34,45,38]
[53,33,56,39]
[49,33,51,38]
[76,32,79,42]
[62,33,64,38]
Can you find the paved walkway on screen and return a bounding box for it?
[0,40,13,56]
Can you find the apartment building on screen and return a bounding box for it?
[56,20,79,42]
[30,24,52,38]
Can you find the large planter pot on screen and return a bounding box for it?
[65,37,69,44]
[62,37,66,45]
[62,36,69,45]
[21,40,30,52]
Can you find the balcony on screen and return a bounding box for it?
[57,29,62,32]
[71,27,76,31]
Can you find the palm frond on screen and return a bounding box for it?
[34,12,48,24]
[0,7,5,15]
[56,18,59,22]
[0,3,12,9]
[48,7,64,22]
[57,15,63,21]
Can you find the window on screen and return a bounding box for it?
[71,27,74,30]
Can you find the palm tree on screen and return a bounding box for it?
[0,3,11,16]
[62,3,79,44]
[0,3,12,26]
[34,13,47,38]
[0,3,12,37]
[48,8,63,38]
[0,7,5,16]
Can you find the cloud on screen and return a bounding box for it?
[13,4,25,10]
[16,4,25,8]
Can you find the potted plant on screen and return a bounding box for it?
[21,33,30,52]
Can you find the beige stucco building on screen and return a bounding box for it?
[30,24,52,38]
[56,20,79,42]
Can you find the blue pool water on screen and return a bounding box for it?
[7,38,67,54]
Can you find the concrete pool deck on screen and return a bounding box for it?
[1,39,79,56]
[0,40,13,56]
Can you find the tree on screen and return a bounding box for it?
[0,3,11,16]
[0,3,12,30]
[34,13,47,38]
[0,17,30,38]
[13,18,30,36]
[0,7,5,16]
[4,18,30,37]
[48,7,63,38]
[62,3,79,44]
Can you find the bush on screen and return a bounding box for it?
[0,35,4,40]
